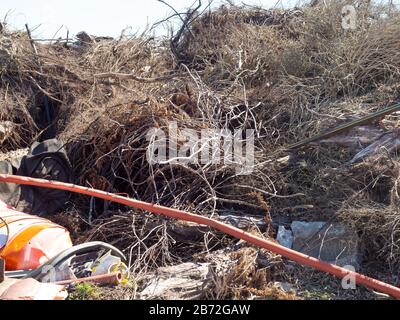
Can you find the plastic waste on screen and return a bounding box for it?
[91,251,128,277]
[0,200,72,271]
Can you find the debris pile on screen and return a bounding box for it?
[1,0,400,299]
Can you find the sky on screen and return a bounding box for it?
[0,0,295,39]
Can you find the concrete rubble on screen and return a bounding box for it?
[276,221,360,269]
[276,225,294,249]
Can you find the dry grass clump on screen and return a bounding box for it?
[268,141,400,212]
[174,2,400,145]
[80,211,178,274]
[37,36,174,138]
[175,6,303,104]
[283,1,400,100]
[0,93,38,151]
[0,32,40,150]
[337,205,400,272]
[71,209,230,274]
[0,27,174,150]
[180,7,301,81]
[274,2,400,144]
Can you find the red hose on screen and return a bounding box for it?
[1,174,399,299]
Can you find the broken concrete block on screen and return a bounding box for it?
[291,221,360,269]
[276,225,293,248]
